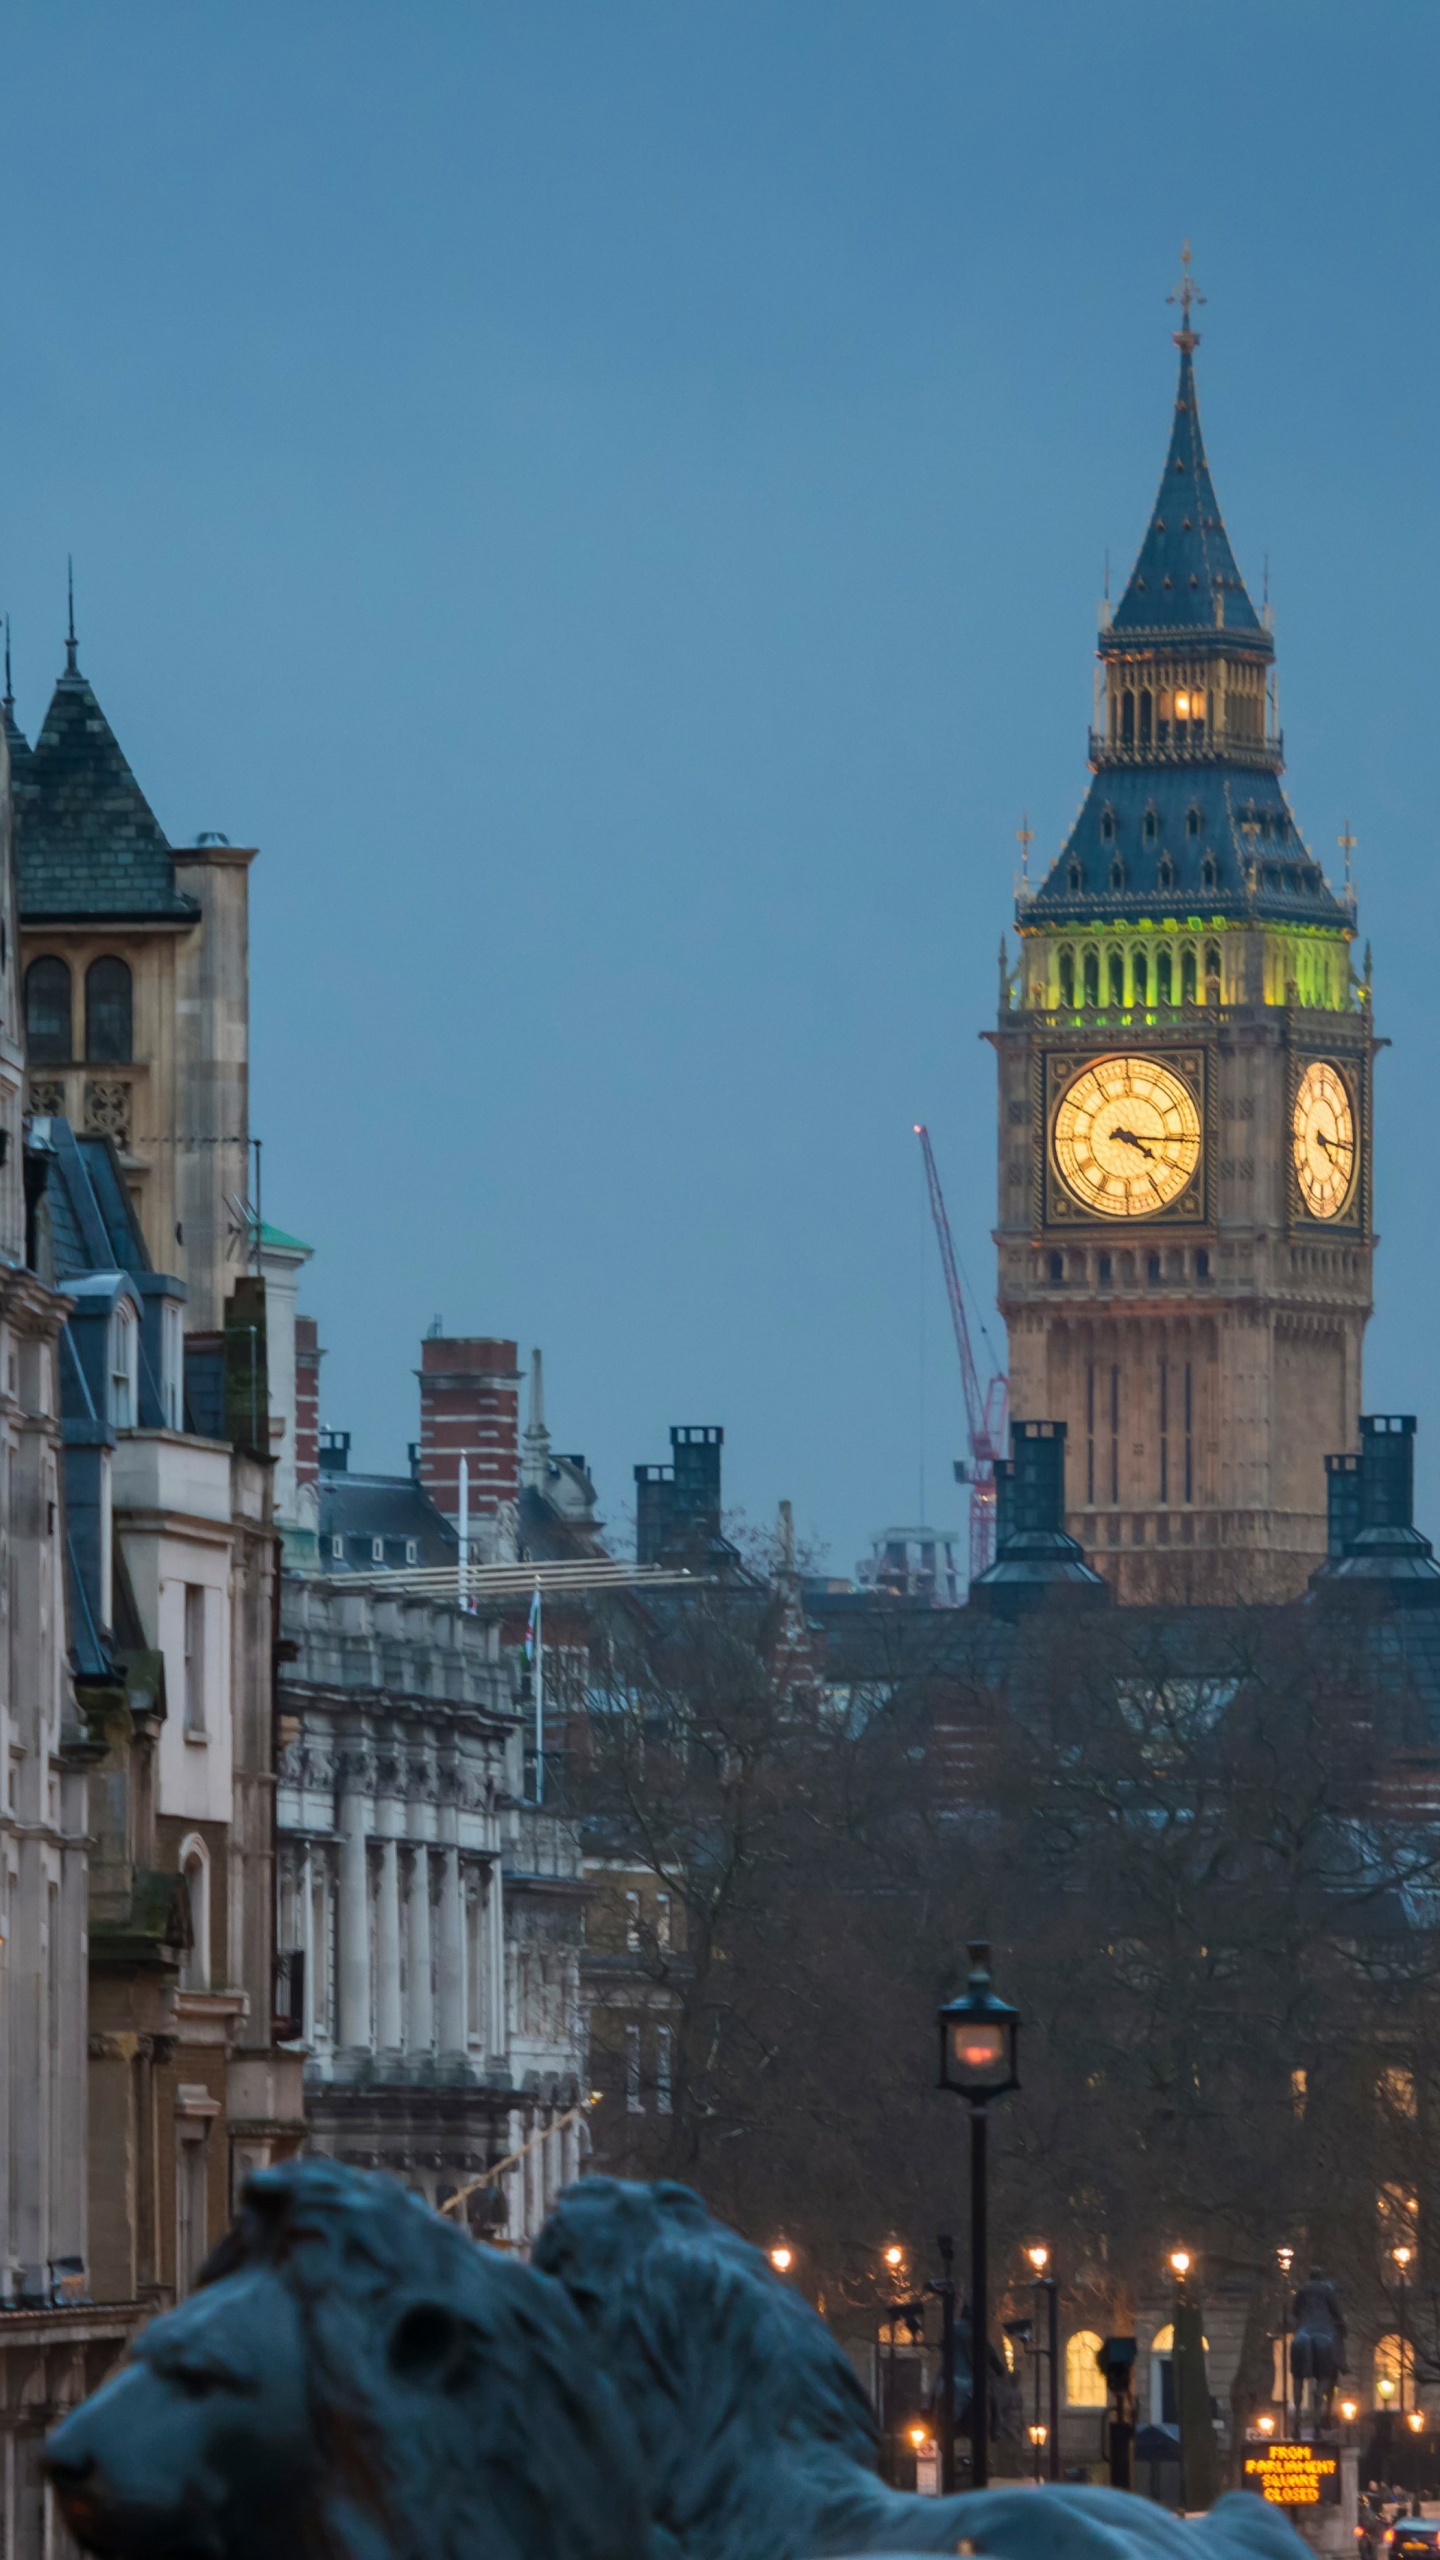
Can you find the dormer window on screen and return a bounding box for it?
[1158,854,1175,889]
[1186,807,1202,838]
[1101,808,1116,842]
[1201,853,1218,891]
[1143,810,1158,845]
[1068,860,1084,893]
[111,1301,137,1430]
[1109,857,1124,890]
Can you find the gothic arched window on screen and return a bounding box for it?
[1143,809,1158,845]
[1181,947,1198,1003]
[1201,853,1218,891]
[1058,949,1075,1008]
[1121,691,1135,744]
[1158,853,1175,889]
[1186,806,1202,838]
[25,956,71,1063]
[85,957,133,1064]
[1156,948,1173,1004]
[1205,942,1221,990]
[1083,950,1100,1007]
[1139,689,1153,744]
[1133,949,1148,1004]
[1101,808,1116,842]
[1068,860,1084,893]
[1109,857,1124,890]
[1108,950,1125,1006]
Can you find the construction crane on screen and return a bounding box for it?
[914,1125,1009,1582]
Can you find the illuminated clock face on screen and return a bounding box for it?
[1292,1060,1356,1220]
[1052,1055,1202,1218]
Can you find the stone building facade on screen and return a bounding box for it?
[277,1577,587,2240]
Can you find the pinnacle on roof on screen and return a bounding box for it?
[12,604,198,923]
[1109,298,1264,643]
[1,617,30,780]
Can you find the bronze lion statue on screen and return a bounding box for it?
[531,2176,1309,2560]
[44,2156,649,2560]
[47,2159,1307,2560]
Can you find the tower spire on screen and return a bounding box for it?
[1167,240,1205,354]
[3,616,11,714]
[65,557,77,674]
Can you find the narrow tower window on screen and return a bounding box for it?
[1144,810,1158,845]
[1159,1358,1170,1504]
[1156,948,1173,1004]
[1187,807,1202,838]
[1086,1360,1096,1504]
[1133,950,1148,1004]
[1184,1362,1194,1503]
[86,956,133,1064]
[1083,950,1100,1007]
[24,957,71,1064]
[1101,809,1115,842]
[1108,950,1125,1005]
[1181,947,1198,1004]
[1121,691,1135,744]
[1058,949,1075,1008]
[1139,689,1153,744]
[1204,942,1221,998]
[1158,853,1175,889]
[1109,857,1125,891]
[1109,1366,1120,1505]
[1201,853,1217,891]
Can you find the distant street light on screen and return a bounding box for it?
[938,1943,1021,2491]
[1169,2249,1192,2281]
[1393,2244,1415,2420]
[1409,2411,1426,2436]
[1339,2398,1359,2428]
[883,2245,904,2272]
[769,2244,793,2274]
[1276,2246,1295,2435]
[1024,2244,1059,2482]
[1255,2414,1276,2439]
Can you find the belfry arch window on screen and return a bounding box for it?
[1108,950,1125,1006]
[1181,947,1198,1004]
[1139,689,1153,745]
[1058,950,1075,1008]
[1156,948,1173,1004]
[1205,943,1222,995]
[85,957,133,1064]
[1121,690,1135,744]
[1133,950,1148,1004]
[1083,950,1100,1007]
[25,956,71,1063]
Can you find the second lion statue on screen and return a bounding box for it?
[46,2158,1307,2560]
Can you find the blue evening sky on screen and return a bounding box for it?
[0,3,1435,1570]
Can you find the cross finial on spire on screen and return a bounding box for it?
[65,556,77,673]
[1168,240,1205,353]
[1339,820,1357,889]
[1017,812,1034,881]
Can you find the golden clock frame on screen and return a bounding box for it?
[1285,1045,1368,1235]
[1038,1043,1210,1229]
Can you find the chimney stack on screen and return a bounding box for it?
[417,1336,522,1559]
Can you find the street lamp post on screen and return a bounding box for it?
[937,1942,1021,2492]
[1393,2246,1414,2426]
[1276,2246,1294,2437]
[934,2235,958,2496]
[1027,2244,1060,2483]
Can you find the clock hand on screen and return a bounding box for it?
[1110,1125,1156,1159]
[1315,1129,1353,1160]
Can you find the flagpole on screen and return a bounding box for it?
[534,1583,544,1805]
[459,1455,469,1609]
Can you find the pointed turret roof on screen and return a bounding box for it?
[1,622,31,783]
[14,648,198,923]
[1109,344,1264,641]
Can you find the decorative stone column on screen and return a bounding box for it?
[375,1837,402,2056]
[405,1849,433,2058]
[436,1846,466,2058]
[337,1751,373,2055]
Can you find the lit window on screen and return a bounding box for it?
[1174,690,1191,720]
[1066,2331,1107,2408]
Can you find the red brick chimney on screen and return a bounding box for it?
[417,1336,522,1548]
[295,1316,322,1492]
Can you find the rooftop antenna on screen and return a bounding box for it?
[1017,812,1033,885]
[1339,820,1356,896]
[65,557,77,673]
[1167,240,1205,352]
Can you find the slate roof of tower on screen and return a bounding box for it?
[1026,339,1349,933]
[11,658,199,923]
[1109,347,1265,642]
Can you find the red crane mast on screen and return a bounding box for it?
[914,1125,1009,1582]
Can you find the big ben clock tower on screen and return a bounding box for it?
[996,267,1374,1604]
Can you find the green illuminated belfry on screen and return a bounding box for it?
[993,270,1373,1605]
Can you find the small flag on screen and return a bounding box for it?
[525,1585,541,1664]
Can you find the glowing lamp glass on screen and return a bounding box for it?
[1393,2245,1414,2270]
[1409,2411,1426,2435]
[1256,2415,1276,2438]
[1026,2245,1051,2275]
[1340,2401,1359,2425]
[770,2245,793,2274]
[1379,2377,1396,2403]
[1169,2250,1192,2279]
[1175,692,1191,719]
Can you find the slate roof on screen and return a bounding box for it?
[11,653,199,924]
[1109,346,1265,642]
[318,1469,460,1572]
[1027,342,1349,934]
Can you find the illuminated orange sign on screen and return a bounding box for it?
[1243,2445,1339,2506]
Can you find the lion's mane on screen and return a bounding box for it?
[531,2179,1311,2560]
[200,2158,651,2560]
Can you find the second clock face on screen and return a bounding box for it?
[1053,1055,1202,1218]
[1293,1060,1357,1220]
